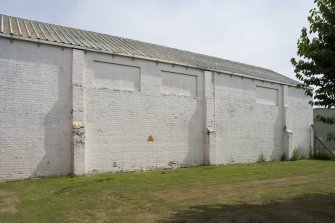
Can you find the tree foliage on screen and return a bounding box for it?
[291,0,335,109]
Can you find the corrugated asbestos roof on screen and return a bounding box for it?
[0,14,298,85]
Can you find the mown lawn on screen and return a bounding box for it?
[0,160,334,223]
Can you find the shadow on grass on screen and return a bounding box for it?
[161,193,335,223]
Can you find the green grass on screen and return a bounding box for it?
[0,160,335,222]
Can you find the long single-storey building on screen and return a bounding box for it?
[0,14,313,180]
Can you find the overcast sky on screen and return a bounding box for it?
[1,0,314,80]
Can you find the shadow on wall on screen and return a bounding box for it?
[270,111,284,162]
[160,193,335,223]
[184,97,204,166]
[165,96,203,168]
[31,65,72,177]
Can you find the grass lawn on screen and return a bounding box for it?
[0,160,335,223]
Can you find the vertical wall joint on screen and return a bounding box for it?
[72,49,86,175]
[204,71,216,164]
[282,85,293,159]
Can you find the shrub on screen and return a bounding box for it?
[280,153,286,161]
[257,153,266,163]
[312,148,335,160]
[290,148,306,161]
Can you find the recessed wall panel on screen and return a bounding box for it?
[161,71,197,97]
[94,61,140,91]
[256,86,278,105]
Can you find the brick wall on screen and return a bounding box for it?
[287,87,313,156]
[0,38,73,180]
[215,74,284,163]
[83,52,205,172]
[0,37,313,180]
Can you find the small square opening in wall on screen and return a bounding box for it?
[93,61,140,91]
[256,86,278,105]
[161,71,197,97]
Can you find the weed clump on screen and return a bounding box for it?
[312,148,335,160]
[290,148,306,161]
[257,153,266,163]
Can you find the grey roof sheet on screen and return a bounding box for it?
[0,14,298,85]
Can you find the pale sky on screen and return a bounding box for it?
[1,0,314,80]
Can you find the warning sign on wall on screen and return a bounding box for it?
[147,134,154,142]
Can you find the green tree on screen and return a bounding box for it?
[291,0,335,141]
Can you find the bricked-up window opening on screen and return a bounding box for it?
[93,61,140,91]
[161,71,197,97]
[256,86,278,106]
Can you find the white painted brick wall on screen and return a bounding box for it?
[0,38,73,180]
[84,52,205,173]
[287,87,313,156]
[215,74,285,163]
[0,37,313,180]
[85,53,204,172]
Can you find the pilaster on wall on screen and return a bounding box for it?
[72,49,86,175]
[204,71,216,164]
[282,85,293,159]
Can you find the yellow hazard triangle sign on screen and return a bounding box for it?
[147,134,154,142]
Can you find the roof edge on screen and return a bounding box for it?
[0,13,298,77]
[0,33,300,87]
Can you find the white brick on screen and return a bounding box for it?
[0,37,313,180]
[0,38,72,180]
[215,75,285,163]
[83,52,205,172]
